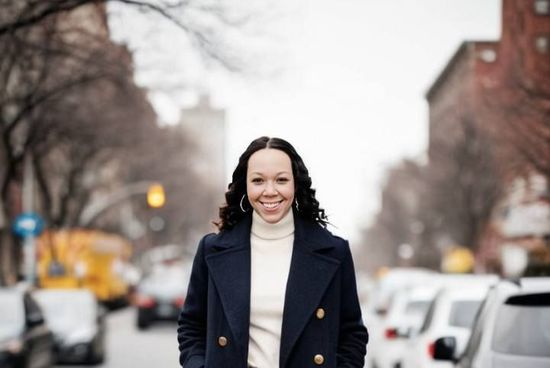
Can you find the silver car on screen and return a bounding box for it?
[0,286,54,368]
[434,277,550,368]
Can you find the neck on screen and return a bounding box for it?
[251,210,294,240]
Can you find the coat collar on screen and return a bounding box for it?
[212,211,336,251]
[205,211,341,367]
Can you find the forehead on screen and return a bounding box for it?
[247,149,292,174]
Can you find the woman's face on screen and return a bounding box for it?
[246,148,295,224]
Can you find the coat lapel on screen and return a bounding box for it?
[205,216,252,361]
[279,218,340,368]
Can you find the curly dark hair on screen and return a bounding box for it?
[216,136,328,231]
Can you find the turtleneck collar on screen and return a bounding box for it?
[251,209,295,240]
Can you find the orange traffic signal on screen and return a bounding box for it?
[147,183,165,208]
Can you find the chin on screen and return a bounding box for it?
[259,209,291,224]
[262,215,283,223]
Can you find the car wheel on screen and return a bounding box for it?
[87,338,105,365]
[137,309,151,330]
[88,347,105,365]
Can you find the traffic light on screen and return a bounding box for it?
[147,183,165,208]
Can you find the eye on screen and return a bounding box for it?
[251,178,263,184]
[277,177,290,183]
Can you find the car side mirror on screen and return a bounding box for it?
[433,336,457,361]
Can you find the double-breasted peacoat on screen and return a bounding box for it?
[177,213,368,368]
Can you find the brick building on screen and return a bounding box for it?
[425,0,550,273]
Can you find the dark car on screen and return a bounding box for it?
[33,289,106,364]
[134,261,189,329]
[0,286,54,368]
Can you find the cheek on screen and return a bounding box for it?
[282,185,295,200]
[246,184,261,200]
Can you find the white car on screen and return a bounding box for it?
[401,275,498,368]
[435,277,550,368]
[34,288,106,364]
[363,268,437,368]
[370,285,439,368]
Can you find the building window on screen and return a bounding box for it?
[535,35,549,54]
[534,0,550,14]
[478,48,497,63]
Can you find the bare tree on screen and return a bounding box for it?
[31,63,156,228]
[422,116,504,256]
[357,159,428,273]
[0,0,251,71]
[0,0,253,283]
[119,125,219,251]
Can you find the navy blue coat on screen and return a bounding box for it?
[177,213,368,368]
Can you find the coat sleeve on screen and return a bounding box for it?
[177,235,210,368]
[337,241,369,368]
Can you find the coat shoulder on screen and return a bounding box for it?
[317,225,348,247]
[304,222,351,260]
[199,232,221,252]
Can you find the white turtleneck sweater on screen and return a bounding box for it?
[247,210,295,368]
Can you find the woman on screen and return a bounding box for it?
[177,137,368,368]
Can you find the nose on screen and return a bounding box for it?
[263,181,277,195]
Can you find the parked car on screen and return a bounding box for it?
[33,288,106,364]
[134,260,190,329]
[0,286,54,368]
[370,285,439,368]
[401,275,498,368]
[434,277,550,368]
[363,268,437,368]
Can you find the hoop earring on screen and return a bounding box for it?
[294,198,300,212]
[240,194,248,213]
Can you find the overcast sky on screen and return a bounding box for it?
[109,0,501,244]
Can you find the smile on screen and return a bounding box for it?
[260,200,283,209]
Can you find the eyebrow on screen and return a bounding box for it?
[248,171,291,176]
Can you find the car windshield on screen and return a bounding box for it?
[34,291,96,330]
[0,291,24,339]
[448,300,482,328]
[139,265,188,296]
[405,300,431,315]
[492,293,550,357]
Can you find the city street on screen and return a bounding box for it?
[58,308,179,368]
[1,2,548,368]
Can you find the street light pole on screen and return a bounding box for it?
[78,181,159,227]
[22,152,36,284]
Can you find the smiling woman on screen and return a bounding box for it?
[177,136,368,368]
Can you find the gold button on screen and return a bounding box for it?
[218,336,228,347]
[316,308,325,319]
[314,354,324,365]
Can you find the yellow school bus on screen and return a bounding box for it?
[37,229,132,304]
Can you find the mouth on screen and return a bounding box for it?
[260,200,284,210]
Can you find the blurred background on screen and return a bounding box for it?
[0,0,548,367]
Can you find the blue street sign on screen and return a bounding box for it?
[12,212,44,238]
